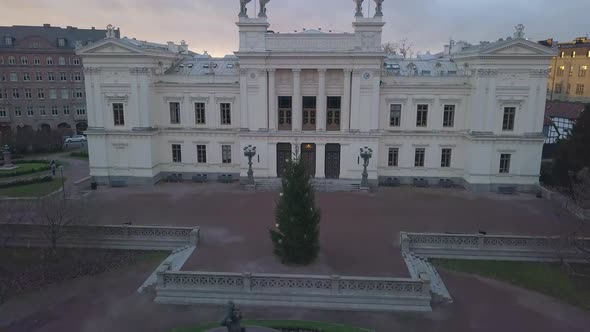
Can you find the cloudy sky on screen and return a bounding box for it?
[2,0,589,56]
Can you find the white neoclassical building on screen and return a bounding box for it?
[77,1,555,191]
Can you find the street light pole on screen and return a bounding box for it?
[243,145,257,185]
[359,146,373,188]
[59,165,65,199]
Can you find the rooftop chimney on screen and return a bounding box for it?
[43,24,50,28]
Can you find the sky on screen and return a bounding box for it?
[1,0,589,57]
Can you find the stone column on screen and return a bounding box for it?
[350,69,361,131]
[268,142,277,177]
[317,69,327,131]
[341,69,352,132]
[268,69,276,131]
[292,69,302,132]
[315,143,326,178]
[239,69,249,130]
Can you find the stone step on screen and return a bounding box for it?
[401,252,453,304]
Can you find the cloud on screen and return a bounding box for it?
[1,0,589,56]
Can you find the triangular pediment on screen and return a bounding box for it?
[76,38,146,56]
[481,39,556,56]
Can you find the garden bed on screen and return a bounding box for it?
[0,247,167,304]
[0,177,64,198]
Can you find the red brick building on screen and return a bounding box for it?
[0,24,118,139]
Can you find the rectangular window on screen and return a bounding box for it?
[47,72,55,81]
[10,72,17,82]
[278,96,292,130]
[75,88,83,99]
[27,106,34,116]
[63,106,70,115]
[8,56,15,64]
[414,148,425,167]
[169,102,181,124]
[35,72,42,81]
[39,106,46,116]
[172,144,182,163]
[46,57,53,65]
[389,104,401,127]
[576,84,585,95]
[73,58,80,65]
[37,88,44,99]
[76,107,86,115]
[0,107,6,117]
[555,83,563,93]
[23,72,30,81]
[58,57,65,65]
[73,72,81,81]
[196,145,207,163]
[302,96,316,131]
[51,106,58,116]
[569,65,574,77]
[579,65,587,77]
[499,154,511,174]
[222,145,232,164]
[443,105,455,127]
[12,88,19,99]
[34,57,40,65]
[195,102,205,124]
[113,103,124,126]
[15,106,22,117]
[441,148,452,168]
[557,66,564,77]
[20,56,28,64]
[49,89,57,99]
[58,38,66,47]
[326,96,341,131]
[60,72,67,81]
[220,103,231,125]
[416,104,428,127]
[502,107,515,130]
[24,88,31,99]
[388,148,399,167]
[4,37,13,46]
[61,88,69,99]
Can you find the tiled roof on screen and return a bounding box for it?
[0,25,115,49]
[545,100,586,120]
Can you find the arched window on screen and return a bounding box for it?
[8,56,15,65]
[20,56,28,64]
[46,57,53,65]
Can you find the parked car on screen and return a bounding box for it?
[64,135,87,143]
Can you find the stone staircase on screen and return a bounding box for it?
[402,251,453,304]
[253,178,360,192]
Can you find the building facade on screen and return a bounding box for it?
[0,24,115,136]
[77,3,554,191]
[546,37,590,103]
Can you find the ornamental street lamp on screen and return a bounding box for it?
[359,146,373,187]
[243,145,257,184]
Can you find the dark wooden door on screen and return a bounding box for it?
[300,143,316,178]
[276,143,291,178]
[325,143,340,179]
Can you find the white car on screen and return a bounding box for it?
[65,135,87,143]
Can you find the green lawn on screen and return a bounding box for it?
[432,259,590,311]
[0,163,48,176]
[171,319,372,332]
[0,177,65,198]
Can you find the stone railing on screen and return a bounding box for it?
[1,223,199,250]
[400,232,590,262]
[266,34,356,52]
[155,270,431,312]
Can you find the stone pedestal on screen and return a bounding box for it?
[2,145,12,166]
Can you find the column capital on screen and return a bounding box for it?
[292,68,302,73]
[352,69,363,75]
[266,68,276,73]
[343,68,354,74]
[317,68,327,73]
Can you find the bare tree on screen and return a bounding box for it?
[34,196,86,256]
[382,38,414,58]
[0,201,32,247]
[382,42,397,55]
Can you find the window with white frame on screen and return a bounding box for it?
[35,72,42,81]
[0,107,6,117]
[388,147,399,167]
[15,107,22,117]
[60,72,67,81]
[76,107,86,115]
[27,106,34,116]
[33,56,40,65]
[220,103,231,125]
[24,88,32,99]
[389,104,401,127]
[441,148,452,168]
[73,72,81,81]
[222,145,232,164]
[74,88,83,99]
[23,72,30,81]
[32,41,39,48]
[49,88,57,99]
[416,104,428,127]
[8,56,15,64]
[195,102,205,124]
[169,102,181,124]
[172,144,182,163]
[576,84,585,95]
[579,65,587,77]
[51,106,58,116]
[12,88,19,99]
[443,105,455,127]
[499,154,511,174]
[58,57,65,65]
[502,107,515,130]
[63,106,70,115]
[46,57,53,65]
[58,38,66,47]
[39,106,46,116]
[10,72,17,82]
[47,72,55,81]
[278,96,292,130]
[414,148,425,167]
[4,36,13,46]
[113,103,124,126]
[73,57,80,65]
[196,145,207,163]
[20,56,28,64]
[37,88,44,99]
[61,88,69,99]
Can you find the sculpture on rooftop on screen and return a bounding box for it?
[354,0,364,17]
[374,0,383,17]
[514,24,525,39]
[105,24,116,38]
[239,0,251,17]
[258,0,270,18]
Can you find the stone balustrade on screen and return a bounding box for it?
[155,270,431,312]
[400,231,590,262]
[0,223,199,250]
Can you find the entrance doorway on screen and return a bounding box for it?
[325,143,341,179]
[300,143,316,178]
[276,143,291,178]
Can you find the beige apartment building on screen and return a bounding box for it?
[547,37,590,102]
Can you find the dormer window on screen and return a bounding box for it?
[4,36,13,46]
[58,38,66,47]
[203,64,209,69]
[226,63,234,69]
[187,64,193,68]
[32,41,39,48]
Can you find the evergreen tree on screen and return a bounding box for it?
[553,104,590,186]
[269,153,320,265]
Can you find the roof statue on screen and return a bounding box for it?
[105,24,116,38]
[239,0,251,17]
[258,0,270,18]
[374,0,383,17]
[514,24,525,39]
[354,0,364,17]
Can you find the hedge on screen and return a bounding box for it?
[0,175,53,189]
[0,160,62,179]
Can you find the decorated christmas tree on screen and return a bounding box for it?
[269,152,320,264]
